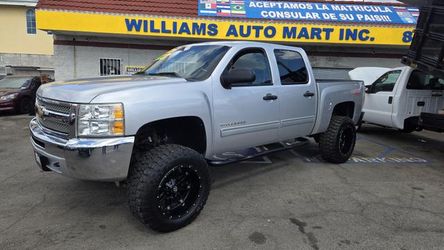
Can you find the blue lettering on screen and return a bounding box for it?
[143,20,148,32]
[192,23,206,35]
[178,22,191,35]
[150,20,160,33]
[345,29,358,40]
[311,28,321,39]
[323,28,334,40]
[297,27,309,39]
[172,22,177,33]
[161,21,171,34]
[226,25,238,37]
[264,26,276,38]
[125,19,142,32]
[208,24,218,36]
[283,27,297,39]
[252,26,263,38]
[359,29,370,41]
[239,25,251,37]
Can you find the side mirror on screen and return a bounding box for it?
[365,85,373,94]
[220,69,256,89]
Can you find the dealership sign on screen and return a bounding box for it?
[198,0,419,24]
[36,10,414,46]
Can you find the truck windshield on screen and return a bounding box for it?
[143,45,230,81]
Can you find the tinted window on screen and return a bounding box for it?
[373,70,401,92]
[274,49,308,84]
[407,70,444,90]
[227,50,271,87]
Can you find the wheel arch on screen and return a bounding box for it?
[332,101,355,119]
[133,116,208,155]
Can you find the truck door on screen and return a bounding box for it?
[273,49,317,139]
[363,70,402,127]
[212,48,280,154]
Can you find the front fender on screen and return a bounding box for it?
[91,81,214,157]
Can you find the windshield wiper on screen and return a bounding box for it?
[148,72,182,78]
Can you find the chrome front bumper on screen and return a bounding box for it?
[30,118,135,181]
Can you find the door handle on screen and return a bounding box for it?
[263,93,278,101]
[388,96,393,104]
[303,91,315,97]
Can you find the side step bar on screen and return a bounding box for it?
[209,138,310,166]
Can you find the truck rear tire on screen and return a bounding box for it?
[127,144,210,232]
[319,116,356,163]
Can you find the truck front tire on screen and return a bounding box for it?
[127,144,210,232]
[319,116,356,163]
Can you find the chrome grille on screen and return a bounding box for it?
[36,97,73,135]
[38,98,71,114]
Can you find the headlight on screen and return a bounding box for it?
[0,93,19,101]
[77,103,124,137]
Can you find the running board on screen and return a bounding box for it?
[209,138,309,166]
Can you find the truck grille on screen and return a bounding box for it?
[36,97,74,136]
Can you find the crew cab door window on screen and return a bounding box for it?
[372,70,401,93]
[274,49,309,84]
[225,49,272,87]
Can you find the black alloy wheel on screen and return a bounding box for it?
[157,164,202,220]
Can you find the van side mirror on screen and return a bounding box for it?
[220,69,256,89]
[365,85,373,94]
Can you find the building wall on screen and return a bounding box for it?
[54,44,165,80]
[0,5,53,55]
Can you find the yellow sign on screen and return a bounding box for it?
[125,65,145,74]
[36,10,414,46]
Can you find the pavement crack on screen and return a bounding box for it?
[289,218,319,250]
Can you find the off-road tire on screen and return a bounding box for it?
[127,144,210,232]
[319,116,356,163]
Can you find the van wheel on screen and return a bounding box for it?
[319,116,356,163]
[127,144,210,232]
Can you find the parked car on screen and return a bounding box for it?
[0,76,42,114]
[30,41,364,232]
[349,66,444,132]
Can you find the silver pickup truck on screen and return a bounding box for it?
[30,41,364,232]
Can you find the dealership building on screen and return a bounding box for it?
[35,0,418,81]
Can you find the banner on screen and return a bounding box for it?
[198,0,419,25]
[36,10,415,46]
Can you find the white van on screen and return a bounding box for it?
[349,66,444,132]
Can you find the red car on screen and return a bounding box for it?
[0,76,43,114]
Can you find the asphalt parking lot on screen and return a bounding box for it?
[1,114,443,250]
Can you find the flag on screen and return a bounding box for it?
[231,3,246,15]
[205,3,216,9]
[217,9,231,16]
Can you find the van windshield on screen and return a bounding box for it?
[143,45,230,81]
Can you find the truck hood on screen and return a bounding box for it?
[348,67,390,86]
[37,75,188,103]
